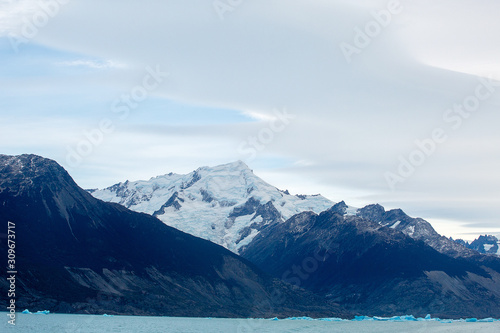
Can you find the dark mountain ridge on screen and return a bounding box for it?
[241,206,500,318]
[0,154,343,318]
[455,235,500,256]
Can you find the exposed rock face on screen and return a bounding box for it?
[455,235,500,256]
[90,161,334,253]
[240,208,500,319]
[90,161,481,262]
[0,154,345,318]
[356,204,477,258]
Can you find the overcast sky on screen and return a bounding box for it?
[1,0,499,240]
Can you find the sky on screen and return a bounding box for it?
[1,0,499,241]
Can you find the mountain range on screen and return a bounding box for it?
[90,161,338,253]
[90,159,500,318]
[2,154,500,318]
[455,235,500,256]
[240,202,500,318]
[0,154,341,318]
[90,161,479,259]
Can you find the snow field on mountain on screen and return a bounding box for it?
[92,161,336,252]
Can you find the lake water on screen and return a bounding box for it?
[3,313,500,332]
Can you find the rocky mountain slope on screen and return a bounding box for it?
[90,161,337,253]
[354,203,477,258]
[240,203,500,318]
[0,154,344,318]
[90,163,475,259]
[455,235,500,256]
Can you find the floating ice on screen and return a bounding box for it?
[478,318,496,322]
[21,309,50,315]
[34,310,50,315]
[285,316,314,320]
[265,314,500,323]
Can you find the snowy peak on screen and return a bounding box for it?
[357,203,435,238]
[354,203,476,258]
[455,235,500,256]
[1,154,335,318]
[91,161,475,258]
[196,160,251,173]
[91,161,334,253]
[240,199,500,319]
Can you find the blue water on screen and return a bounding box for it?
[2,312,500,332]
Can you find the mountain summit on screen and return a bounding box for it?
[240,206,500,318]
[91,161,476,259]
[91,161,335,252]
[0,154,341,317]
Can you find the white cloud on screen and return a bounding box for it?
[2,0,500,239]
[56,59,127,70]
[0,0,40,36]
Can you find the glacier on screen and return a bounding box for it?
[90,161,342,253]
[90,161,486,259]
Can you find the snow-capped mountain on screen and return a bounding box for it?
[90,161,337,253]
[353,203,477,258]
[0,154,341,318]
[240,204,500,318]
[455,235,500,256]
[91,161,477,258]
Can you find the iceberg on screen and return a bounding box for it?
[21,309,50,315]
[478,318,496,322]
[285,316,314,320]
[34,310,50,315]
[339,314,500,323]
[352,316,374,321]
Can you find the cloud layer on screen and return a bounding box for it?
[1,0,499,240]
